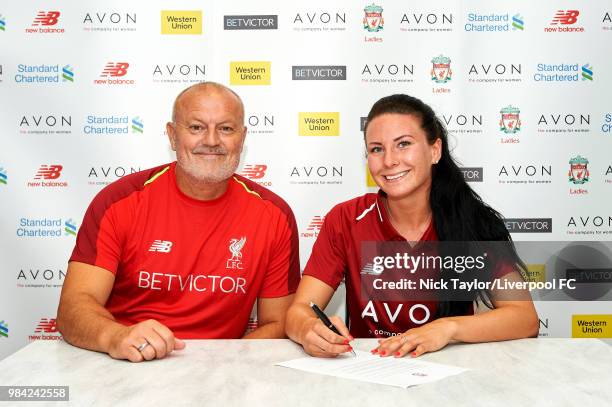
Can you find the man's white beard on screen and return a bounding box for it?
[177,154,240,184]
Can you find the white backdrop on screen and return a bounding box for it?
[1,0,611,359]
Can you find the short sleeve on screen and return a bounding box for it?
[258,210,301,298]
[302,206,347,290]
[69,191,125,274]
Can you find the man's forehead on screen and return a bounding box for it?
[181,107,241,123]
[176,88,243,121]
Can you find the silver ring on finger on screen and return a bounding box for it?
[136,341,150,353]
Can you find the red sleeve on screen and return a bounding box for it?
[69,195,125,274]
[302,205,347,290]
[68,165,165,273]
[258,208,301,297]
[233,175,301,298]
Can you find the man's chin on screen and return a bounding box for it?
[177,162,237,184]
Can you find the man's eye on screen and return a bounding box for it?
[220,126,234,133]
[189,125,203,131]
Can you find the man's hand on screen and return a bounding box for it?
[107,319,186,363]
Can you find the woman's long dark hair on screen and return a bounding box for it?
[364,94,527,317]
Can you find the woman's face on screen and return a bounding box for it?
[366,113,441,200]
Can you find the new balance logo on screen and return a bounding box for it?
[32,11,60,26]
[149,240,173,253]
[300,216,325,238]
[360,262,382,276]
[241,164,267,179]
[101,62,129,77]
[34,165,62,180]
[35,318,58,333]
[551,10,579,25]
[306,216,325,232]
[246,317,258,332]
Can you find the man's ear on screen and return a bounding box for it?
[166,122,177,151]
[239,125,247,153]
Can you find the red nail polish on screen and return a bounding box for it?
[380,351,385,356]
[412,352,417,357]
[343,339,349,345]
[371,349,378,354]
[395,352,401,356]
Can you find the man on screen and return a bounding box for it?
[57,82,300,362]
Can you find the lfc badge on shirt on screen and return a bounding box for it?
[226,236,246,269]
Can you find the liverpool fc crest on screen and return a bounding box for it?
[499,105,521,134]
[568,155,589,184]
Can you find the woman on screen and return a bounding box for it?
[286,94,539,358]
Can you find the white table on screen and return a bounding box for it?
[0,339,611,406]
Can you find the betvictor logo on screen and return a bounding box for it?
[292,65,346,80]
[224,15,278,30]
[505,218,552,233]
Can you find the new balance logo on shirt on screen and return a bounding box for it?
[149,240,173,253]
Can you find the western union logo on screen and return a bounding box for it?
[366,167,377,187]
[230,62,271,85]
[525,264,546,283]
[161,11,202,35]
[298,112,339,136]
[571,314,612,338]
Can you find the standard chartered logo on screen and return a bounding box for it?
[16,218,78,238]
[64,219,77,236]
[131,116,143,133]
[83,115,142,135]
[62,65,74,82]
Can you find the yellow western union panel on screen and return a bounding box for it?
[230,62,271,85]
[299,112,340,136]
[366,167,377,187]
[525,264,546,283]
[572,314,612,338]
[161,11,202,34]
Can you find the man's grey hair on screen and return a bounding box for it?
[171,81,245,124]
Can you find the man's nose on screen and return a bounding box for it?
[200,127,220,146]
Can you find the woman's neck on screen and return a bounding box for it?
[385,187,432,240]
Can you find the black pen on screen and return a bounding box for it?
[309,301,356,356]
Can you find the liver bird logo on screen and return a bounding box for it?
[229,237,247,261]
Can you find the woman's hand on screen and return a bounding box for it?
[300,315,354,358]
[371,318,458,358]
[286,276,354,358]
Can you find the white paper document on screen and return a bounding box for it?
[276,350,468,388]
